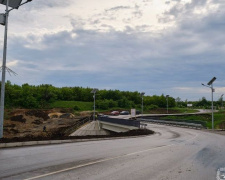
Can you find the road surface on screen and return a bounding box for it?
[109,109,217,119]
[0,124,225,180]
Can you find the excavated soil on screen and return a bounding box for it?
[3,109,81,138]
[1,109,154,143]
[0,129,154,143]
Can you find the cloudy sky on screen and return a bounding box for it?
[0,0,225,101]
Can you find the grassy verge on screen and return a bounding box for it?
[170,108,199,113]
[146,108,199,114]
[160,111,225,129]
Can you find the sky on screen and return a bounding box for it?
[0,0,225,101]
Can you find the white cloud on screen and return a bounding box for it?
[0,0,225,101]
[7,60,18,68]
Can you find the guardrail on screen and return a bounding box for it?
[98,116,140,128]
[140,119,204,129]
[64,116,91,136]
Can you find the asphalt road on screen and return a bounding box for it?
[1,124,225,180]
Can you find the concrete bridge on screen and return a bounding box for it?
[70,117,140,136]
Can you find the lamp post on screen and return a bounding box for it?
[166,95,169,114]
[0,0,33,139]
[221,94,224,110]
[140,92,145,119]
[202,77,216,130]
[91,88,98,121]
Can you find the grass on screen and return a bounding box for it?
[50,101,135,112]
[170,108,199,113]
[145,108,199,114]
[160,111,225,129]
[50,101,93,111]
[50,102,199,114]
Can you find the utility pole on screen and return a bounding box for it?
[91,88,98,121]
[0,0,33,138]
[141,92,145,119]
[202,77,216,130]
[166,95,169,114]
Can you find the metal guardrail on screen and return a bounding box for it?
[98,117,140,128]
[64,117,91,136]
[141,119,204,129]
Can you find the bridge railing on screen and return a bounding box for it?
[64,116,91,136]
[98,116,140,128]
[140,119,204,129]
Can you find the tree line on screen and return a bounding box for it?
[2,81,176,110]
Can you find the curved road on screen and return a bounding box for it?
[0,124,225,180]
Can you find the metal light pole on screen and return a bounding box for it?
[166,95,169,114]
[141,92,145,119]
[0,0,33,138]
[0,0,9,139]
[221,94,224,110]
[91,88,98,121]
[202,77,216,130]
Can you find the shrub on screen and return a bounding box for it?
[148,104,159,110]
[73,105,81,111]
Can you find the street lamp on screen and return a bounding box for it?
[91,88,98,121]
[0,0,33,139]
[140,92,145,119]
[202,77,216,130]
[166,95,169,114]
[221,94,224,110]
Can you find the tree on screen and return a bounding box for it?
[175,97,181,107]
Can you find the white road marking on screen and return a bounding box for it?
[24,130,198,180]
[23,144,174,180]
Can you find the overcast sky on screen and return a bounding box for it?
[0,0,225,101]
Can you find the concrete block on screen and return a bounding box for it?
[23,141,38,146]
[63,140,73,143]
[0,143,6,148]
[5,142,22,148]
[37,141,49,145]
[50,140,62,144]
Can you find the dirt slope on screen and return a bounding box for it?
[4,109,91,138]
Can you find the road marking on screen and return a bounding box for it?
[184,131,199,142]
[24,130,198,180]
[23,144,174,180]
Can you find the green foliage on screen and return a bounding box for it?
[2,81,177,109]
[96,100,109,110]
[96,99,118,110]
[73,105,81,111]
[161,111,225,129]
[50,101,93,111]
[147,104,159,110]
[118,97,134,108]
[171,108,198,113]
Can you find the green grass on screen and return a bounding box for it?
[50,101,134,112]
[160,111,225,129]
[50,101,93,111]
[170,108,199,113]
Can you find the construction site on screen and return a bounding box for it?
[1,108,153,143]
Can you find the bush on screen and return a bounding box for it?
[96,100,109,110]
[147,104,159,110]
[73,105,81,111]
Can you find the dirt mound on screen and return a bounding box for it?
[10,115,26,123]
[3,109,81,138]
[48,113,75,119]
[25,110,49,120]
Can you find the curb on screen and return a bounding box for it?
[0,134,151,149]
